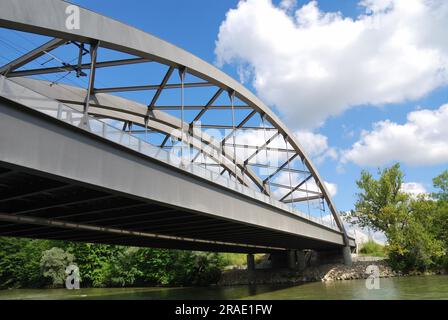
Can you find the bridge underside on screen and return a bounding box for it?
[0,162,344,253]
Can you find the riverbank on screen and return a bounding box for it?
[219,260,406,286]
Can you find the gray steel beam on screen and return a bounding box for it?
[221,110,257,145]
[263,154,299,184]
[226,144,296,153]
[244,132,280,165]
[192,88,224,123]
[102,212,207,229]
[248,163,309,175]
[84,41,99,114]
[0,169,15,177]
[0,213,284,251]
[148,66,175,109]
[35,203,151,220]
[152,105,251,111]
[0,184,70,203]
[0,38,66,75]
[6,58,151,78]
[283,195,324,204]
[160,134,170,148]
[118,219,232,234]
[69,208,177,224]
[280,174,314,202]
[199,125,277,130]
[95,81,212,94]
[269,182,322,195]
[12,195,115,216]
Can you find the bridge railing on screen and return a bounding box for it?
[0,76,340,231]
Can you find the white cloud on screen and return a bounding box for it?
[400,182,427,198]
[280,0,297,12]
[342,104,448,166]
[294,130,337,163]
[215,0,448,128]
[324,181,337,197]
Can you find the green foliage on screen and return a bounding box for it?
[432,171,448,270]
[220,253,247,266]
[432,170,448,201]
[347,164,448,272]
[64,242,120,287]
[131,249,224,286]
[220,253,265,267]
[0,238,227,288]
[93,247,142,287]
[0,238,60,288]
[40,247,74,287]
[344,163,407,232]
[359,240,385,257]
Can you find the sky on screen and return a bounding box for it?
[4,0,448,241]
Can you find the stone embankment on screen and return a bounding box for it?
[218,260,399,286]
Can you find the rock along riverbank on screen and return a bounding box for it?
[218,260,401,286]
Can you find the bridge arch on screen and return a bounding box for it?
[0,0,350,249]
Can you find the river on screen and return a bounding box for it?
[0,275,447,300]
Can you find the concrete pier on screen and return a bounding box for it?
[247,253,255,271]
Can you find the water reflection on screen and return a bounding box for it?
[0,276,447,300]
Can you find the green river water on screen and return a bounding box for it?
[1,275,447,300]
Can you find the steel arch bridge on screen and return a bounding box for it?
[0,0,354,264]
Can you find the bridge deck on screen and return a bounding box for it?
[0,79,354,253]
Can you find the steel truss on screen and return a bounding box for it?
[0,0,349,244]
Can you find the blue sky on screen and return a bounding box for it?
[5,0,446,217]
[68,0,448,213]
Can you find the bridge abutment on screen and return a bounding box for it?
[343,245,353,266]
[309,247,352,266]
[287,250,297,269]
[267,246,352,270]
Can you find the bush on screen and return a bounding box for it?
[40,247,74,287]
[0,239,228,288]
[359,240,385,257]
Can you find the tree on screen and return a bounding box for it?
[386,198,444,271]
[343,163,408,232]
[95,247,142,287]
[433,170,448,201]
[40,247,74,287]
[65,242,120,287]
[432,170,448,269]
[0,237,58,288]
[345,163,446,272]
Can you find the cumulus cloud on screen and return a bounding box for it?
[215,0,448,128]
[279,0,297,12]
[400,182,428,198]
[294,130,337,163]
[323,181,338,197]
[341,104,448,166]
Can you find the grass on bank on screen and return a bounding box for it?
[359,240,386,257]
[221,253,265,267]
